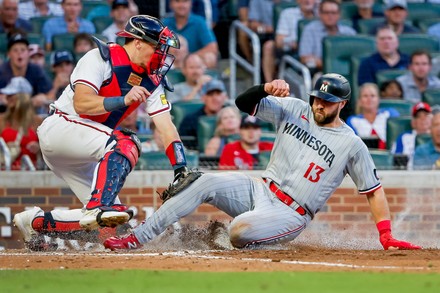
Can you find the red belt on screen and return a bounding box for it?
[264,179,306,216]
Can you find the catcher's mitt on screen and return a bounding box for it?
[160,169,203,202]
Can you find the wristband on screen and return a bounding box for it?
[376,219,391,235]
[165,141,187,170]
[103,96,126,112]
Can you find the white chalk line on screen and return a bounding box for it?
[0,251,427,271]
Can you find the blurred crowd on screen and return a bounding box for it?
[1,0,440,171]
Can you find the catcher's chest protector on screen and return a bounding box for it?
[80,43,160,129]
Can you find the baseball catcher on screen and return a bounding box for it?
[13,15,201,250]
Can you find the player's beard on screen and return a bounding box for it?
[313,107,339,126]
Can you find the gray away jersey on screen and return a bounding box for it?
[255,96,381,217]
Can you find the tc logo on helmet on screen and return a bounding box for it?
[319,81,330,92]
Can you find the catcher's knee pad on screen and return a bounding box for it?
[111,128,141,170]
[88,151,132,208]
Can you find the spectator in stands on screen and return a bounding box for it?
[368,0,419,36]
[0,0,32,33]
[262,0,317,82]
[346,83,400,150]
[380,79,403,99]
[351,0,383,32]
[0,34,53,115]
[169,34,189,70]
[42,0,96,51]
[204,106,241,156]
[102,0,131,43]
[299,0,356,78]
[47,50,75,101]
[396,50,440,105]
[28,44,45,68]
[358,26,409,85]
[219,115,273,170]
[163,0,219,68]
[413,106,440,170]
[18,0,63,21]
[73,32,95,54]
[166,54,212,103]
[0,77,42,170]
[142,120,165,153]
[427,22,440,41]
[237,0,252,61]
[191,0,220,28]
[247,0,276,81]
[392,102,432,169]
[178,79,228,150]
[87,0,138,21]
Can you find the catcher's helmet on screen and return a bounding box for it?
[117,15,180,78]
[116,15,180,49]
[308,73,351,105]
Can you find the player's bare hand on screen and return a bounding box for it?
[124,86,150,105]
[264,80,290,97]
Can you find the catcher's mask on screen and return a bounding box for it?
[308,73,351,106]
[117,15,180,78]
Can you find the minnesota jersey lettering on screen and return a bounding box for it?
[282,122,335,167]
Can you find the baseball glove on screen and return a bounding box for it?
[160,168,203,202]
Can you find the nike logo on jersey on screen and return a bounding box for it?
[301,115,309,123]
[282,122,335,167]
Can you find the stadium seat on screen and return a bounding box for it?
[398,34,440,56]
[375,69,409,88]
[29,16,51,34]
[170,101,204,130]
[297,18,317,45]
[0,33,7,53]
[28,33,45,48]
[343,2,385,24]
[298,19,353,44]
[349,55,364,110]
[273,1,296,30]
[81,1,109,19]
[137,151,199,170]
[379,100,412,116]
[167,70,186,85]
[416,18,440,33]
[197,116,217,153]
[407,3,440,26]
[356,18,385,35]
[422,89,440,106]
[92,16,113,34]
[52,33,75,51]
[369,149,394,170]
[386,116,412,150]
[323,35,376,78]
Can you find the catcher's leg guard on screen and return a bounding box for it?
[86,129,140,209]
[32,211,82,233]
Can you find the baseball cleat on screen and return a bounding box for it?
[110,204,134,220]
[13,206,43,242]
[103,233,141,250]
[79,208,130,231]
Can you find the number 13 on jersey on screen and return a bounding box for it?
[304,162,325,183]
